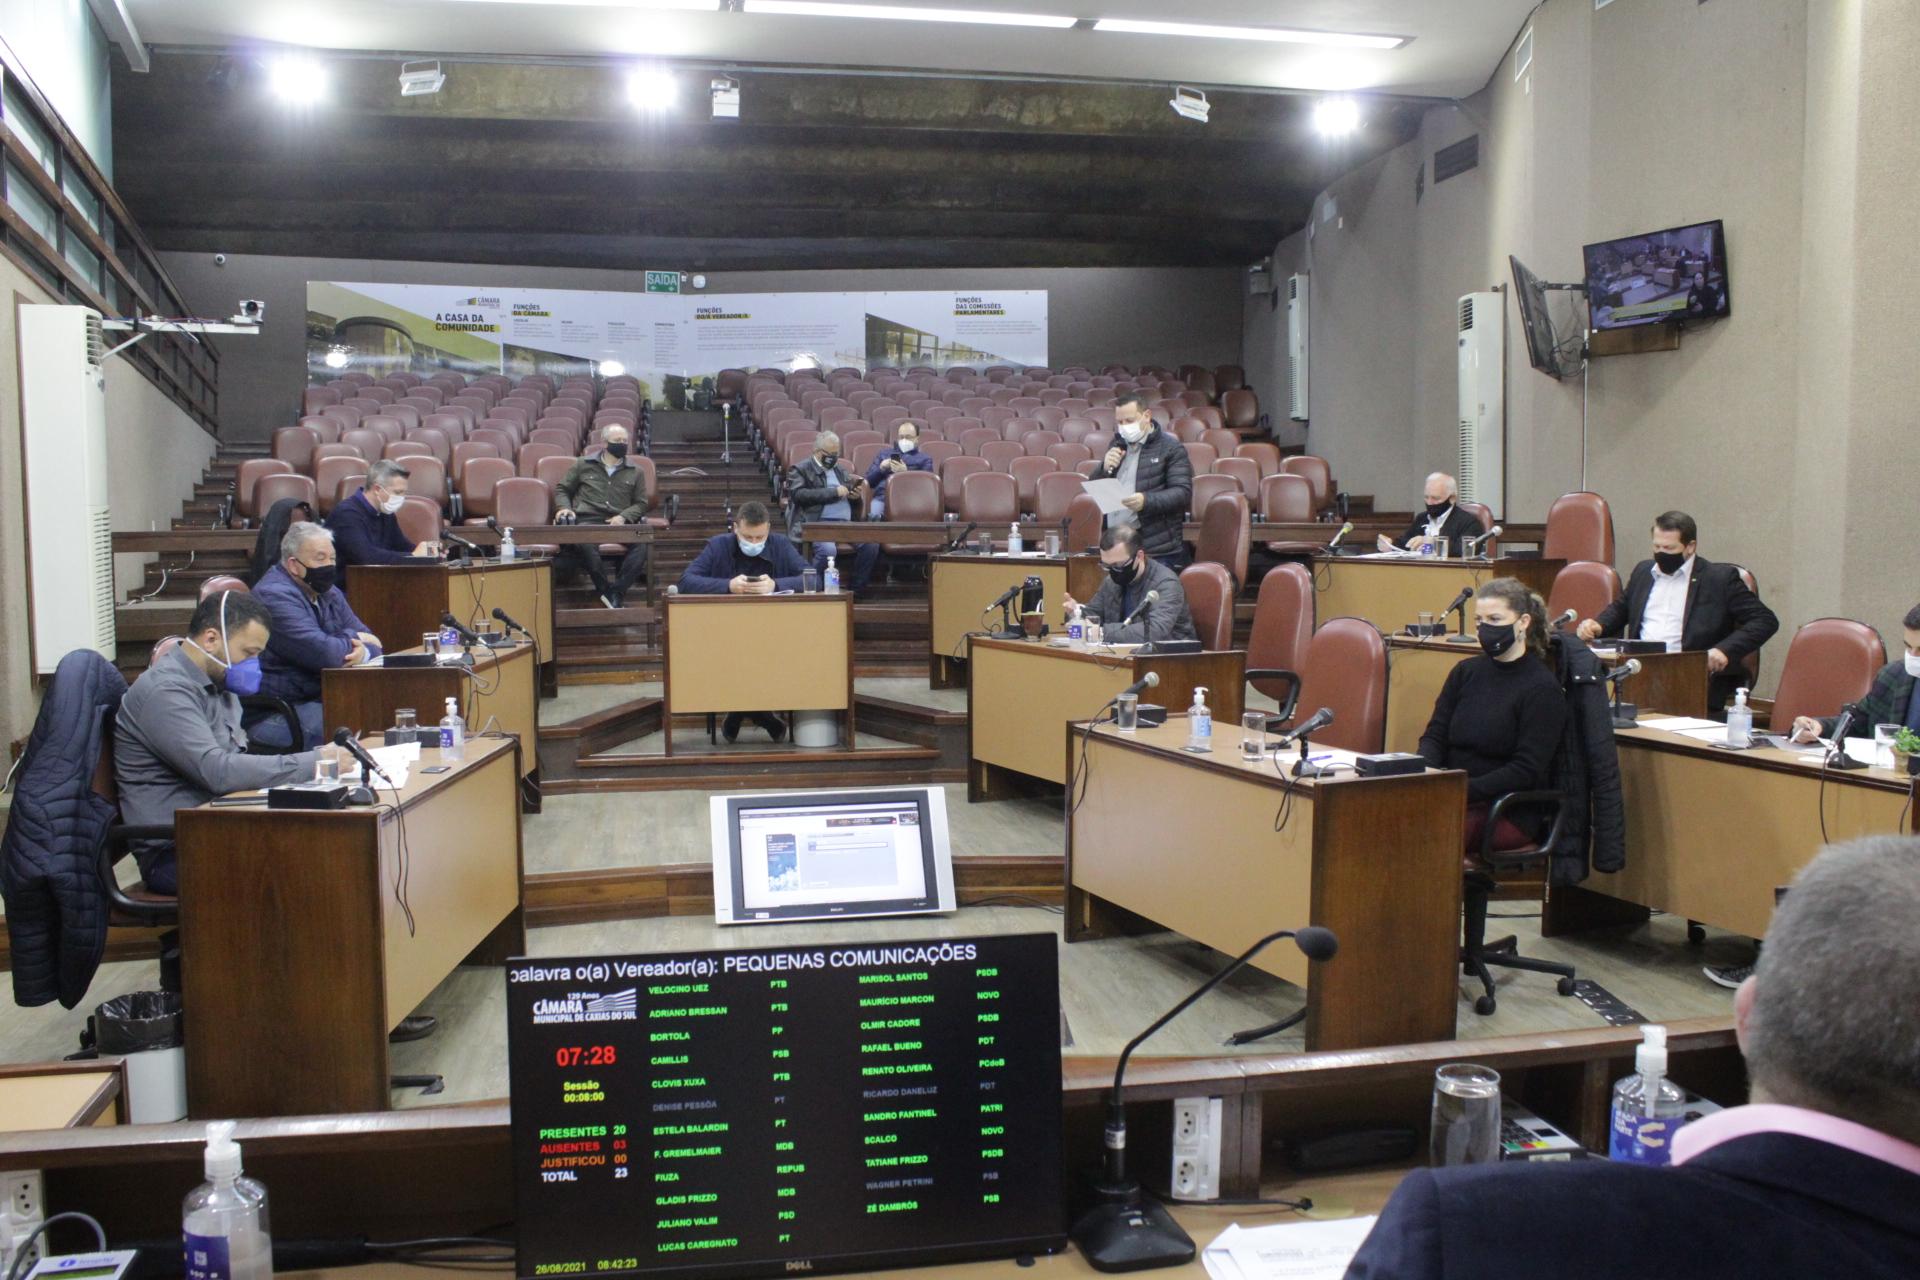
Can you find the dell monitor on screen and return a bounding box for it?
[1583,218,1731,330]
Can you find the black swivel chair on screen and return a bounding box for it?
[1462,790,1579,1015]
[92,711,183,994]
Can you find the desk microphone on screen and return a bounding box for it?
[491,607,533,640]
[1116,671,1160,701]
[1326,521,1355,551]
[1120,589,1159,629]
[1440,586,1476,643]
[1604,658,1643,685]
[1826,702,1868,770]
[1466,525,1503,557]
[332,727,391,784]
[1552,608,1578,629]
[988,579,1024,610]
[1071,925,1340,1271]
[1276,705,1335,747]
[441,612,483,646]
[442,531,481,557]
[943,521,978,552]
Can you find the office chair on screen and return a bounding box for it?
[1462,791,1578,1015]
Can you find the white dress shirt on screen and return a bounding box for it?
[1640,555,1695,651]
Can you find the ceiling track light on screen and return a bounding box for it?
[627,66,680,112]
[398,59,445,97]
[1168,85,1209,124]
[267,54,328,105]
[1313,95,1362,137]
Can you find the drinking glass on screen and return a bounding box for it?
[313,746,341,786]
[1430,1064,1501,1166]
[422,632,440,657]
[395,708,418,733]
[801,568,819,594]
[1114,693,1139,734]
[1240,712,1267,763]
[1417,611,1436,635]
[1044,531,1062,557]
[1875,724,1901,768]
[977,532,994,556]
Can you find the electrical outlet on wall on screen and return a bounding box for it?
[3,1172,47,1272]
[1168,1097,1222,1202]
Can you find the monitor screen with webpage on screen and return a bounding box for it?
[710,787,956,923]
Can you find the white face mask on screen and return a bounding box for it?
[379,491,406,515]
[899,439,918,453]
[1117,422,1146,445]
[1906,652,1920,679]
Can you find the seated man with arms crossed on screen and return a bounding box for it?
[554,423,650,609]
[1346,833,1920,1279]
[324,458,439,572]
[1061,525,1197,645]
[249,522,381,750]
[115,591,320,892]
[678,501,808,743]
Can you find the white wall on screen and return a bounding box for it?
[0,0,113,177]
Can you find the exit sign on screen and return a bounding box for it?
[645,271,681,294]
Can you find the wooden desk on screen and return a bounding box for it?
[1314,556,1561,630]
[929,552,1107,687]
[344,559,554,684]
[1545,727,1915,942]
[0,1061,127,1131]
[322,642,540,793]
[173,737,524,1118]
[1382,637,1712,754]
[662,592,855,755]
[1067,720,1466,1050]
[457,524,656,602]
[967,636,1244,798]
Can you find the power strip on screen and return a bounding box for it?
[1168,1096,1223,1202]
[3,1171,47,1274]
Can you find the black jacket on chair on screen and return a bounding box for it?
[1092,426,1193,561]
[1590,555,1778,711]
[1546,633,1624,884]
[1394,504,1484,555]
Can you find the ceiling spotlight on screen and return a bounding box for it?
[267,55,328,105]
[323,345,352,370]
[399,60,446,97]
[1168,86,1210,124]
[598,360,627,378]
[1314,95,1362,137]
[627,67,679,112]
[711,75,740,121]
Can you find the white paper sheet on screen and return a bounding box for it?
[1080,478,1132,516]
[1638,716,1724,733]
[1201,1217,1379,1280]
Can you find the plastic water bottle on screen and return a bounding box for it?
[439,696,466,760]
[1067,605,1084,641]
[1726,687,1753,748]
[499,527,517,562]
[1609,1024,1688,1165]
[1185,687,1213,753]
[1007,522,1023,555]
[183,1120,273,1280]
[823,556,841,593]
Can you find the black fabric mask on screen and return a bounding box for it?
[300,563,339,594]
[1477,620,1516,658]
[606,441,628,459]
[1425,502,1452,521]
[1653,550,1688,575]
[821,454,840,469]
[1106,559,1140,590]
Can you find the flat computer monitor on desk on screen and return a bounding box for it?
[709,787,957,924]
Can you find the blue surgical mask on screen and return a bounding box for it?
[188,590,265,695]
[738,536,767,558]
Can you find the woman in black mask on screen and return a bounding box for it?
[1417,577,1566,852]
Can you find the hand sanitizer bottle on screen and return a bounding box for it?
[1726,687,1753,748]
[439,696,466,760]
[823,555,840,593]
[1007,522,1023,555]
[1068,605,1085,642]
[499,527,516,562]
[1185,687,1213,753]
[1609,1024,1688,1165]
[184,1120,273,1280]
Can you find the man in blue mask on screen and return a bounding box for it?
[114,590,320,892]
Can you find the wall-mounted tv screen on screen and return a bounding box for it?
[1582,219,1730,330]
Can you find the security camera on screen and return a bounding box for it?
[234,299,265,324]
[214,253,228,267]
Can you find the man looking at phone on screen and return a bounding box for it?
[676,501,807,742]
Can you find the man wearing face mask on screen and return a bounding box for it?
[248,522,381,749]
[325,459,440,574]
[1419,578,1569,852]
[864,421,933,521]
[555,424,651,609]
[1061,524,1196,646]
[787,431,880,593]
[1378,472,1484,555]
[1094,393,1193,571]
[114,591,320,892]
[677,501,808,742]
[1577,510,1778,717]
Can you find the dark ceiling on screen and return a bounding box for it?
[112,51,1429,271]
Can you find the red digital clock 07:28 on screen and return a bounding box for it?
[554,1045,618,1067]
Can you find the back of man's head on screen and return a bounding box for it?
[1741,835,1920,1143]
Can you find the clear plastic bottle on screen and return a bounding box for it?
[1067,605,1085,642]
[1726,688,1753,748]
[499,527,517,562]
[1608,1024,1688,1165]
[823,556,840,593]
[1007,522,1023,555]
[183,1120,273,1280]
[439,696,466,760]
[1185,687,1213,753]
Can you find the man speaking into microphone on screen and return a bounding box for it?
[1093,393,1193,571]
[1063,525,1197,646]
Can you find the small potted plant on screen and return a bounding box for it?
[1894,727,1920,775]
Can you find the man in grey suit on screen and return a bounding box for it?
[1062,525,1196,645]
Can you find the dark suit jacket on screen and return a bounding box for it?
[677,532,808,595]
[1590,555,1779,711]
[1818,659,1917,738]
[1395,504,1484,555]
[1345,1132,1920,1280]
[325,490,416,570]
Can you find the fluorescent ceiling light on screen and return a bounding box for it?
[450,0,720,8]
[1313,96,1361,137]
[1092,18,1406,50]
[267,55,328,104]
[627,67,679,111]
[743,2,1076,29]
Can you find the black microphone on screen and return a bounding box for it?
[1604,658,1643,685]
[1116,670,1160,702]
[440,611,482,646]
[1552,608,1578,629]
[442,531,481,556]
[1826,702,1868,770]
[943,521,978,552]
[1071,925,1340,1271]
[332,727,391,784]
[486,515,501,534]
[1276,705,1335,747]
[1120,589,1160,629]
[1440,586,1474,617]
[987,579,1024,610]
[491,607,533,640]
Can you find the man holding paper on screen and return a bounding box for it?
[1790,603,1920,744]
[1091,393,1192,571]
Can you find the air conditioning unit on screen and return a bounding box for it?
[1456,291,1506,517]
[1286,272,1310,421]
[21,305,115,673]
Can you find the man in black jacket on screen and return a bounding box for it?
[1791,603,1920,743]
[1577,510,1777,715]
[1094,394,1193,571]
[1345,834,1920,1280]
[1377,472,1485,555]
[785,431,879,593]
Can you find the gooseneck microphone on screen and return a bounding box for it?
[1826,702,1868,771]
[332,727,391,783]
[1552,608,1579,629]
[1119,589,1160,629]
[988,580,1024,610]
[1071,926,1340,1271]
[1116,670,1160,702]
[1276,705,1335,747]
[441,612,482,646]
[1326,521,1355,551]
[441,531,481,558]
[1604,658,1643,685]
[943,521,978,552]
[492,607,533,640]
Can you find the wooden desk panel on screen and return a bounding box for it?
[1546,730,1914,941]
[323,643,538,783]
[346,560,554,668]
[929,553,1106,687]
[1316,557,1561,630]
[662,594,855,753]
[1067,720,1465,1050]
[967,637,1244,795]
[174,738,523,1118]
[0,1062,126,1131]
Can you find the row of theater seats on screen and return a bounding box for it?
[719,360,1249,403]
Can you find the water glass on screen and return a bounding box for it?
[1085,618,1103,646]
[1044,531,1062,557]
[422,631,440,657]
[313,746,342,786]
[395,708,418,733]
[977,532,994,556]
[1430,1064,1501,1166]
[1875,723,1901,768]
[1240,711,1267,763]
[1417,611,1436,635]
[1114,693,1139,734]
[801,568,819,594]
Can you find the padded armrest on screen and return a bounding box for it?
[1481,790,1567,865]
[239,695,306,753]
[1243,666,1302,727]
[99,824,181,922]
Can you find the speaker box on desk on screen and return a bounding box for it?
[383,653,438,668]
[1355,752,1426,778]
[267,783,349,810]
[1135,703,1167,728]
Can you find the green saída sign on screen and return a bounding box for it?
[645,271,681,294]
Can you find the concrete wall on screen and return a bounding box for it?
[0,0,112,177]
[156,253,1245,441]
[1242,0,1919,690]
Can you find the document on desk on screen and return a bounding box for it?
[1638,716,1724,733]
[1354,550,1419,560]
[1201,1217,1379,1280]
[1080,478,1133,516]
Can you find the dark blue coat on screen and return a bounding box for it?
[325,489,416,570]
[1,651,128,1008]
[678,532,808,594]
[252,563,374,704]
